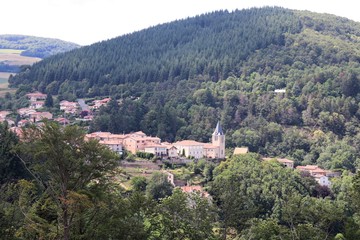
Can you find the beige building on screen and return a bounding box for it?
[26,92,47,102]
[123,133,161,154]
[174,122,225,159]
[86,131,161,155]
[144,144,168,157]
[99,140,123,154]
[166,145,178,158]
[263,158,294,169]
[174,140,205,159]
[29,112,53,122]
[233,147,249,155]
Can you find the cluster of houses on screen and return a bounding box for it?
[296,165,340,187]
[261,157,339,187]
[0,91,113,128]
[86,122,226,160]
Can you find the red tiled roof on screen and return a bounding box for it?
[181,185,203,193]
[174,140,205,146]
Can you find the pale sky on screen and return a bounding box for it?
[1,0,359,46]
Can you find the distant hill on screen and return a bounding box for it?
[0,34,80,58]
[8,7,360,170]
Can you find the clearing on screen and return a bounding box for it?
[0,49,41,66]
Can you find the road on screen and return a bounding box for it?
[77,99,90,112]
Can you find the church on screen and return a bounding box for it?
[173,121,225,159]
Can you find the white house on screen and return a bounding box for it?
[166,145,178,158]
[174,140,205,159]
[99,140,123,154]
[314,175,331,187]
[144,144,168,157]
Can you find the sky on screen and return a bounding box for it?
[1,0,359,46]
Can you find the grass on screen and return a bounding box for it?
[0,49,23,54]
[0,49,41,66]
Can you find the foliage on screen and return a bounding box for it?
[14,121,119,239]
[210,153,346,238]
[131,176,147,192]
[0,121,28,184]
[146,172,174,201]
[148,188,217,240]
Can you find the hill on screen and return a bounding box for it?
[0,34,80,58]
[7,7,360,171]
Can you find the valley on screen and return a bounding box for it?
[1,7,360,239]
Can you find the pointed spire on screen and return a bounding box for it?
[213,121,224,135]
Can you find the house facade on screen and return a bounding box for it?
[173,121,226,159]
[99,140,123,154]
[173,140,205,159]
[26,92,47,102]
[144,145,168,156]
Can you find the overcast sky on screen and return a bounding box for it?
[1,0,359,46]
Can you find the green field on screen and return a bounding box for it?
[0,48,41,66]
[0,49,23,54]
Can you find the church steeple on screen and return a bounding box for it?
[211,121,225,159]
[213,121,224,136]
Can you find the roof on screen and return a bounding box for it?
[180,185,210,198]
[129,136,161,141]
[144,144,167,149]
[0,111,11,117]
[296,165,320,171]
[174,140,205,146]
[277,158,294,163]
[203,144,219,149]
[26,92,47,98]
[99,140,123,145]
[131,131,147,136]
[233,147,249,155]
[54,117,70,123]
[181,185,203,192]
[213,121,224,135]
[296,165,327,176]
[88,132,112,137]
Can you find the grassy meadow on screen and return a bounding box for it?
[0,48,41,66]
[0,48,40,96]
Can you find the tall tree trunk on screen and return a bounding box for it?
[63,206,70,240]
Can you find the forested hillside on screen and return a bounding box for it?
[8,7,360,170]
[0,34,80,58]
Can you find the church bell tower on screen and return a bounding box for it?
[212,121,225,159]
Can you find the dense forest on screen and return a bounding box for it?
[0,34,80,58]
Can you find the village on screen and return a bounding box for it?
[0,91,340,193]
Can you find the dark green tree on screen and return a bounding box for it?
[44,93,54,108]
[146,172,173,201]
[0,122,28,184]
[15,122,119,240]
